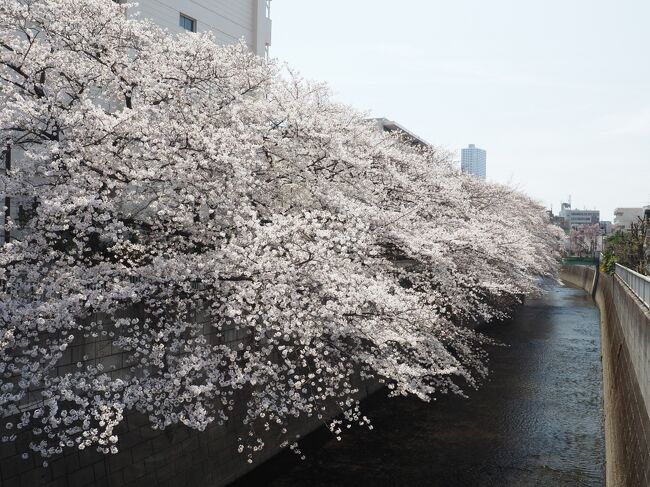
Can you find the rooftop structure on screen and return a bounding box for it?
[373,118,431,147]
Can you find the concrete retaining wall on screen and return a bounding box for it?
[0,389,378,487]
[561,265,650,486]
[0,307,381,487]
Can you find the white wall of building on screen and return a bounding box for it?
[613,207,644,231]
[126,0,272,56]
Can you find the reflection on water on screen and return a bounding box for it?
[232,283,605,487]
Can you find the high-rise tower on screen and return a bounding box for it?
[460,144,486,180]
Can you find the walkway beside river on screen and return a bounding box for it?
[232,282,605,486]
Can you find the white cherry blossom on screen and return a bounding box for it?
[0,0,561,460]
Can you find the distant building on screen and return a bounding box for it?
[613,207,645,231]
[460,144,486,180]
[120,0,272,57]
[373,118,431,147]
[559,202,600,230]
[566,210,600,227]
[599,221,613,236]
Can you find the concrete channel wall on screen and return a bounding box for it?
[0,307,381,487]
[561,265,650,487]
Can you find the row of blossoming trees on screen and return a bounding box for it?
[0,0,561,462]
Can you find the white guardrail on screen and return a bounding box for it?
[615,263,650,309]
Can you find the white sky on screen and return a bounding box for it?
[270,0,650,221]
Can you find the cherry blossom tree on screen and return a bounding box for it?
[568,224,601,258]
[0,0,561,461]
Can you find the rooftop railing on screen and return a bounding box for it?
[615,263,650,309]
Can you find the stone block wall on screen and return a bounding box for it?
[561,265,650,486]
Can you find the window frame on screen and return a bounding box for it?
[179,13,197,32]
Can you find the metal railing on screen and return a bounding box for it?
[615,263,650,309]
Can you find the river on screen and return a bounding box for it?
[232,281,605,486]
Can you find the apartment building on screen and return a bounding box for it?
[460,144,486,180]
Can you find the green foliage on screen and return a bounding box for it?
[600,248,618,275]
[603,219,649,275]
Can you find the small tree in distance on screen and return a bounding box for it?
[568,223,600,259]
[0,0,561,462]
[602,216,650,275]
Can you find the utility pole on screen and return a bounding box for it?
[3,142,10,245]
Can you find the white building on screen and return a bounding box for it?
[559,203,600,230]
[613,207,646,231]
[120,0,272,57]
[565,210,600,227]
[460,144,486,180]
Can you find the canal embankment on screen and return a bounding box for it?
[561,265,650,487]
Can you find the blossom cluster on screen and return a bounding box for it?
[0,0,561,460]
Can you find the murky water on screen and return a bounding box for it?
[232,282,605,486]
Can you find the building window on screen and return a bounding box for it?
[180,13,196,32]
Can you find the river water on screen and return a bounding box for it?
[232,282,605,486]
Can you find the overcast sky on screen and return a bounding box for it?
[270,0,650,221]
